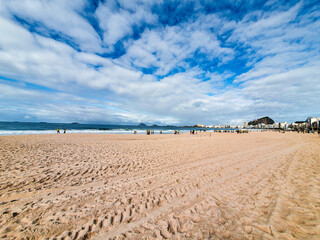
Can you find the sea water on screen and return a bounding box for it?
[0,121,210,136]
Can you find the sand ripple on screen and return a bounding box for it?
[0,132,319,239]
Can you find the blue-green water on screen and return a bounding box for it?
[0,121,208,135]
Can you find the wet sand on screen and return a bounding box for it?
[0,132,319,239]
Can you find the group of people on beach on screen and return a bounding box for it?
[54,128,320,135]
[56,129,67,134]
[146,130,159,135]
[189,129,206,134]
[297,129,320,134]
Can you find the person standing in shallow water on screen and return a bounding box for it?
[63,129,66,134]
[57,129,60,134]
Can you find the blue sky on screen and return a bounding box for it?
[0,0,319,125]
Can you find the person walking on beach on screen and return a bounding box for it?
[57,129,60,134]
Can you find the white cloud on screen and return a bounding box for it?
[96,0,157,46]
[0,1,319,125]
[0,14,144,93]
[1,0,102,52]
[121,16,235,76]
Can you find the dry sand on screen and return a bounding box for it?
[0,131,319,240]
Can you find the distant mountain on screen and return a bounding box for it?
[295,120,306,123]
[248,116,274,125]
[137,123,147,127]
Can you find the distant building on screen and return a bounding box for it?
[257,123,266,129]
[279,122,287,129]
[291,122,299,130]
[294,121,308,130]
[307,117,320,129]
[267,124,274,129]
[244,122,248,128]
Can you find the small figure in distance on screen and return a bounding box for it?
[134,130,137,134]
[160,131,162,134]
[57,128,60,134]
[64,129,66,134]
[147,130,150,135]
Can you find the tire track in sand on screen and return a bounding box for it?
[91,143,304,240]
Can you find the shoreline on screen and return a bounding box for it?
[0,128,299,136]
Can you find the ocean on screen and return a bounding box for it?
[0,121,209,136]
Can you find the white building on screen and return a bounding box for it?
[279,122,287,129]
[257,123,266,129]
[273,123,279,129]
[307,117,320,129]
[266,124,274,129]
[291,122,298,129]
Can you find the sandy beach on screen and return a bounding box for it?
[0,132,319,239]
